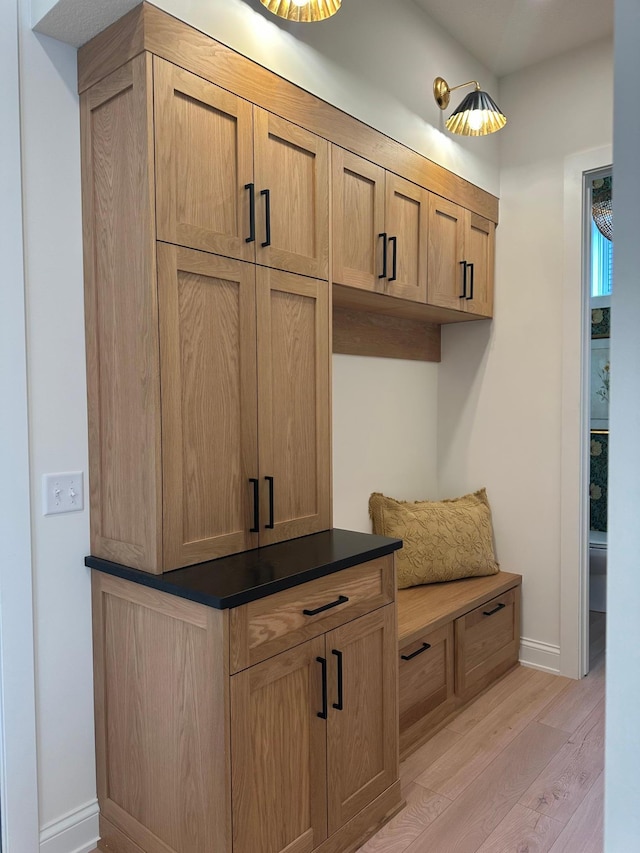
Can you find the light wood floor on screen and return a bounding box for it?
[356,612,606,853]
[89,614,606,853]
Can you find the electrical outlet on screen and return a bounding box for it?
[42,472,84,516]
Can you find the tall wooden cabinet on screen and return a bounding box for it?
[82,52,331,573]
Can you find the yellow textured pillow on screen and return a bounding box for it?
[369,489,499,589]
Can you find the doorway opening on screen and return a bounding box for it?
[585,167,612,672]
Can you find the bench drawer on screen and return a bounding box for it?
[229,556,395,672]
[455,586,520,701]
[399,622,455,755]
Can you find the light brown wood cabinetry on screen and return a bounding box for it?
[82,54,331,573]
[256,268,331,546]
[397,572,521,756]
[154,58,329,278]
[428,195,495,318]
[92,555,401,853]
[332,149,428,304]
[326,606,398,834]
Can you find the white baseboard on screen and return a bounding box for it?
[519,637,561,674]
[40,799,99,853]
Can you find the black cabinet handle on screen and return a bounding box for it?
[265,476,274,529]
[245,183,255,243]
[466,262,475,300]
[332,649,343,710]
[400,642,431,661]
[388,235,398,282]
[249,478,259,533]
[303,594,349,617]
[317,656,328,719]
[379,232,387,279]
[483,602,506,617]
[260,188,271,247]
[459,260,467,298]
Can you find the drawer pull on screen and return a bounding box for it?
[388,235,398,282]
[317,656,328,719]
[332,649,344,711]
[249,478,259,533]
[265,476,275,529]
[261,188,271,247]
[401,642,431,661]
[483,602,506,617]
[459,260,467,298]
[303,595,349,617]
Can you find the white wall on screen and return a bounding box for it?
[332,356,439,533]
[438,38,613,674]
[0,0,41,850]
[605,0,640,846]
[17,0,97,849]
[12,1,500,849]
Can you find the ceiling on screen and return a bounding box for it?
[413,0,613,77]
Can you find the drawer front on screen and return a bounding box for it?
[230,556,395,672]
[399,622,455,756]
[455,586,520,700]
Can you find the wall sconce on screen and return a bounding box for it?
[433,77,507,137]
[259,0,341,22]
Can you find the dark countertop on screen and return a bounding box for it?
[85,528,402,610]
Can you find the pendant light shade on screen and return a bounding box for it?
[434,77,507,137]
[259,0,341,22]
[592,177,613,241]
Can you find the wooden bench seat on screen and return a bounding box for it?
[396,571,522,757]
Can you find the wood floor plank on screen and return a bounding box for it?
[356,782,451,853]
[520,699,605,824]
[475,804,564,853]
[446,664,544,736]
[536,657,604,734]
[401,722,569,853]
[548,771,604,853]
[415,670,571,799]
[399,728,463,789]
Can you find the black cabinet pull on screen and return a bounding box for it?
[249,478,259,533]
[379,232,388,279]
[332,649,344,710]
[466,262,475,300]
[245,183,255,243]
[260,188,271,247]
[459,260,467,298]
[388,235,398,282]
[265,476,274,529]
[317,656,328,719]
[303,594,349,617]
[400,642,431,661]
[483,602,506,617]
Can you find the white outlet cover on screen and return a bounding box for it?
[42,471,84,516]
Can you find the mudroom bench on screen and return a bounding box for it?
[397,571,522,757]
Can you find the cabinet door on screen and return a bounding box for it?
[464,212,495,318]
[154,57,255,261]
[158,244,259,569]
[256,268,331,546]
[399,622,455,756]
[384,174,428,302]
[427,195,467,311]
[325,605,398,835]
[332,147,386,292]
[254,109,329,279]
[231,636,328,853]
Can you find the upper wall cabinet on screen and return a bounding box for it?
[427,196,495,318]
[332,148,429,304]
[154,58,330,279]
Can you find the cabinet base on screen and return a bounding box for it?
[97,783,404,853]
